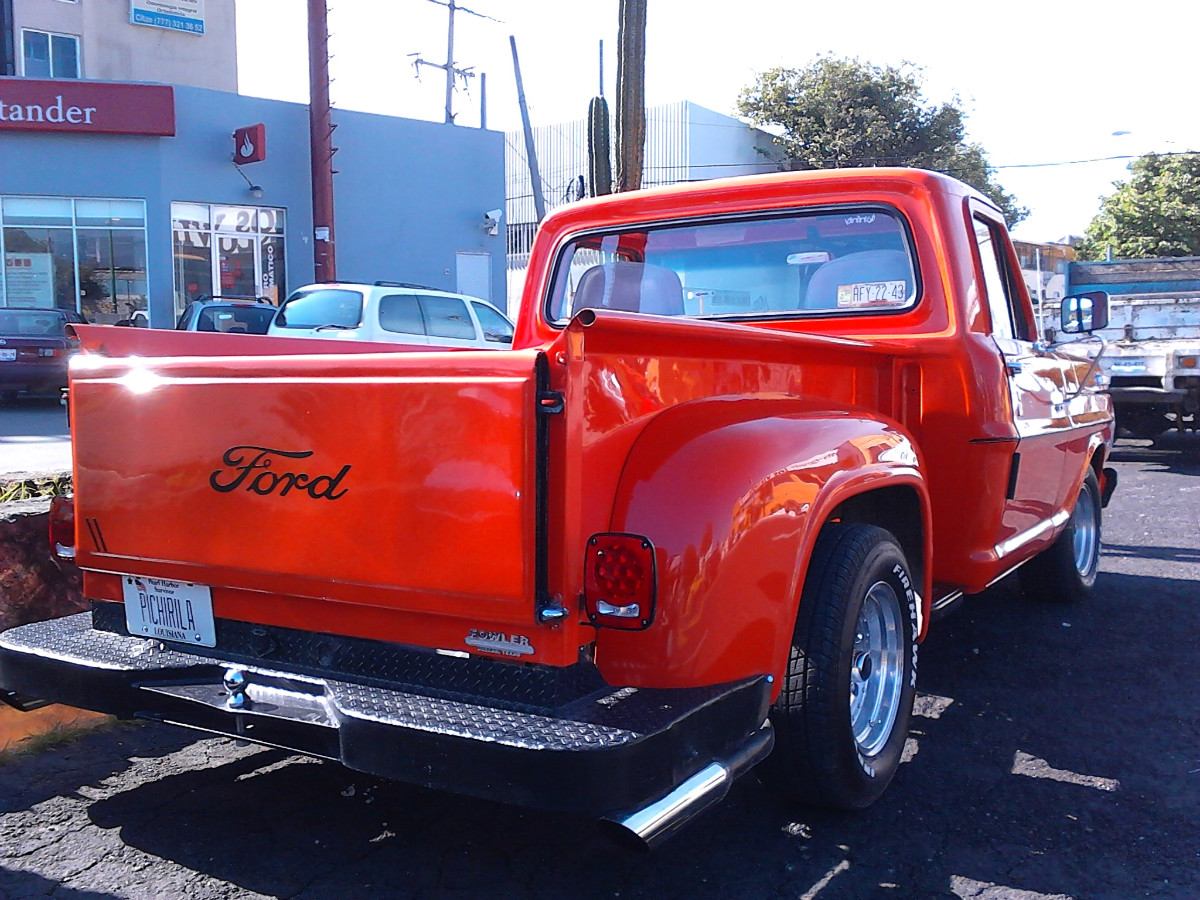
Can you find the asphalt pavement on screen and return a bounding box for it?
[0,397,71,479]
[0,441,1198,899]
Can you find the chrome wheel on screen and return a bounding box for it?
[849,581,905,757]
[1071,485,1099,577]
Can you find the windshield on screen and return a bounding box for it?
[0,309,67,336]
[196,305,276,334]
[275,289,363,329]
[547,207,918,324]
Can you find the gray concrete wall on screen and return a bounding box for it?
[334,109,507,307]
[12,0,236,91]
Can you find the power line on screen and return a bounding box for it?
[993,150,1199,170]
[409,0,501,124]
[616,148,1200,174]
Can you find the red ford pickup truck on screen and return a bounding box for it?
[1,169,1115,846]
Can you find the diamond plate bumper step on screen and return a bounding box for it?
[0,612,772,819]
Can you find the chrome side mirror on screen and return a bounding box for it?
[1060,291,1109,334]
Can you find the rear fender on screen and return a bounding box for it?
[594,398,930,694]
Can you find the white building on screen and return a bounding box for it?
[505,100,783,307]
[4,0,237,91]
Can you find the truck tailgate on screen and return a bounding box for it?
[71,349,543,624]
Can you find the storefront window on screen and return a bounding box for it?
[1,228,76,310]
[75,199,146,228]
[0,197,147,324]
[172,202,213,305]
[260,236,286,304]
[172,202,288,310]
[217,235,258,297]
[2,197,72,227]
[76,229,148,325]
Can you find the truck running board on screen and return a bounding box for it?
[0,613,772,835]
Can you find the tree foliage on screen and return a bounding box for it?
[737,57,1026,225]
[1077,153,1200,260]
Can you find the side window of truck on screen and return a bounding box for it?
[972,217,1028,341]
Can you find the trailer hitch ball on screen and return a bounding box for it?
[223,669,250,709]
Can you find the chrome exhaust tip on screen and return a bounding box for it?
[603,723,774,850]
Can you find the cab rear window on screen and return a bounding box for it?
[547,207,918,324]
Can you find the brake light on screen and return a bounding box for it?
[38,348,58,358]
[64,324,81,353]
[584,533,657,630]
[48,496,76,560]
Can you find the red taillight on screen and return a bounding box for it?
[584,533,657,630]
[48,496,76,561]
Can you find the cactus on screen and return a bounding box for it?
[588,96,613,197]
[614,0,647,192]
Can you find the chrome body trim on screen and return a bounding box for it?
[993,510,1069,560]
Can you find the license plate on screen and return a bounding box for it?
[0,349,15,361]
[122,576,216,647]
[836,280,908,308]
[1109,357,1147,373]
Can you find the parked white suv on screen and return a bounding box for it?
[268,282,514,349]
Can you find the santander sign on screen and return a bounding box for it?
[0,77,175,136]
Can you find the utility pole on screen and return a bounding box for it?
[614,0,647,192]
[510,35,546,222]
[308,0,337,282]
[411,0,497,125]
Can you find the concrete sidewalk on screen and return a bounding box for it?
[0,398,71,479]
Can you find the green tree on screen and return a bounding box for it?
[1077,153,1200,260]
[737,57,1026,225]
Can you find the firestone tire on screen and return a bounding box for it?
[1020,470,1102,604]
[766,523,918,810]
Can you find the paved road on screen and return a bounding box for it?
[0,397,70,479]
[1,445,1198,899]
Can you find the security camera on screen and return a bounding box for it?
[482,208,502,236]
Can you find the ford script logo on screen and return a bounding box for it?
[209,445,351,500]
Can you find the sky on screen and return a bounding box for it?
[235,0,1200,242]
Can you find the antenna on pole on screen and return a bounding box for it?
[411,0,500,125]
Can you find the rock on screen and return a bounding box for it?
[0,498,85,632]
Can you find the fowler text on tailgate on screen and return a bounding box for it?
[0,169,1117,848]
